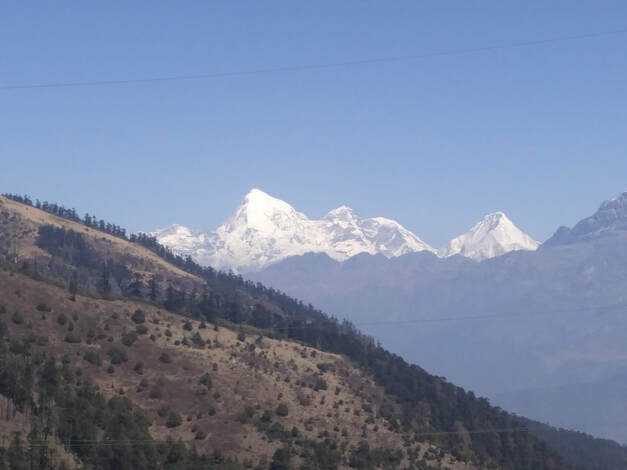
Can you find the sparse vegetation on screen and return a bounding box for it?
[36,302,51,312]
[275,403,289,417]
[131,309,146,324]
[107,346,128,364]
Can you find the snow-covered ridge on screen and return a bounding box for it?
[439,212,539,261]
[153,189,436,272]
[153,189,539,271]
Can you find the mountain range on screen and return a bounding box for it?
[250,191,627,444]
[153,189,627,443]
[153,188,539,272]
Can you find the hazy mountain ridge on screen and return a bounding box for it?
[251,190,627,444]
[153,189,538,271]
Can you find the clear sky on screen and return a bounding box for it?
[1,1,626,247]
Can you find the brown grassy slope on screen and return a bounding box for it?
[0,195,289,319]
[0,269,474,470]
[0,194,201,284]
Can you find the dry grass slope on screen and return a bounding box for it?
[0,268,475,469]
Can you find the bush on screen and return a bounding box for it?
[83,351,102,366]
[135,324,148,335]
[275,403,289,417]
[166,411,182,428]
[183,320,193,331]
[0,305,5,314]
[57,313,68,325]
[11,312,24,324]
[237,406,256,424]
[149,383,163,399]
[199,373,212,389]
[36,303,51,312]
[131,309,146,324]
[195,430,206,440]
[107,346,128,364]
[159,352,172,364]
[157,404,170,417]
[64,332,81,343]
[134,361,144,374]
[191,332,205,348]
[121,331,138,346]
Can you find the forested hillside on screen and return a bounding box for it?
[0,193,586,469]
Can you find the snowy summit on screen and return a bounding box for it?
[439,212,539,261]
[153,189,435,272]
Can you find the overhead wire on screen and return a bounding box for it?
[2,28,627,91]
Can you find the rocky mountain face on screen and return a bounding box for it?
[154,189,537,271]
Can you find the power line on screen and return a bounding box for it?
[25,420,627,447]
[257,300,627,331]
[2,27,627,91]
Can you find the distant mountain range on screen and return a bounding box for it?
[250,191,627,443]
[153,188,538,271]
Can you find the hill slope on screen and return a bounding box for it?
[0,193,574,469]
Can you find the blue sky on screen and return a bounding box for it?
[1,1,626,246]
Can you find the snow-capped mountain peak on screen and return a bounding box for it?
[325,205,357,221]
[440,212,539,261]
[544,191,627,245]
[153,189,434,272]
[220,188,306,235]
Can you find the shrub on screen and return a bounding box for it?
[195,430,206,440]
[57,313,68,325]
[164,329,172,337]
[121,331,138,346]
[36,303,51,312]
[131,309,146,324]
[83,351,102,366]
[183,320,193,331]
[157,404,170,417]
[134,361,144,374]
[199,373,212,389]
[166,411,182,428]
[159,352,172,364]
[11,312,24,324]
[64,332,81,344]
[275,403,289,417]
[237,331,246,342]
[135,324,148,335]
[191,332,205,348]
[149,383,163,399]
[0,305,5,314]
[107,346,128,364]
[260,410,273,423]
[237,406,255,424]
